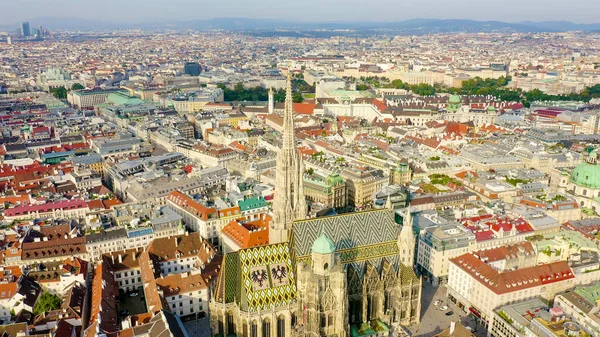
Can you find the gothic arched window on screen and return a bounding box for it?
[277,315,285,337]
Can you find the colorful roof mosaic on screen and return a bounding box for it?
[214,243,297,312]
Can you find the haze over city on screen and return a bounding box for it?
[3,0,600,24]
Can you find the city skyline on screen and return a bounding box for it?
[3,3,600,335]
[2,0,600,25]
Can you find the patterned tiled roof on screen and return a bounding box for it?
[291,209,401,276]
[215,243,296,312]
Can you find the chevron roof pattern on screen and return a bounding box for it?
[290,210,403,276]
[291,209,399,257]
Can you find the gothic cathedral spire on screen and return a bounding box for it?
[398,207,415,267]
[270,66,306,244]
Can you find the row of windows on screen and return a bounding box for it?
[170,291,205,301]
[119,277,141,285]
[116,270,141,278]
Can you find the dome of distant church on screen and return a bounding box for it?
[449,95,461,104]
[571,161,600,189]
[487,105,496,112]
[311,232,336,254]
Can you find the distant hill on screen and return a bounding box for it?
[2,17,600,34]
[519,21,600,32]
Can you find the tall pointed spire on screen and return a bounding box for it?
[282,66,295,151]
[270,63,306,244]
[398,207,415,267]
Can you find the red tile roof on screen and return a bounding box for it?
[292,103,316,115]
[451,253,574,295]
[21,236,86,260]
[102,198,122,209]
[86,200,104,211]
[155,272,208,296]
[372,99,387,112]
[445,122,469,135]
[88,262,118,334]
[167,191,217,221]
[221,215,270,249]
[472,242,535,262]
[217,206,241,218]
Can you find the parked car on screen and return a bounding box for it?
[120,309,129,316]
[445,311,454,316]
[440,305,449,311]
[433,300,441,306]
[129,292,139,297]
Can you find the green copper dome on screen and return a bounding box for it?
[570,162,600,189]
[487,105,496,111]
[311,233,335,254]
[327,173,344,186]
[449,95,461,104]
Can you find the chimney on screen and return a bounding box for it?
[132,252,136,261]
[118,254,123,263]
[175,237,178,247]
[449,321,455,335]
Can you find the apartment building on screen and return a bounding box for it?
[68,88,128,109]
[86,208,184,261]
[489,298,574,337]
[156,272,210,318]
[417,223,476,285]
[447,252,575,326]
[340,167,387,209]
[166,191,241,248]
[103,248,144,293]
[554,283,600,337]
[3,199,89,222]
[143,233,219,320]
[303,173,347,209]
[175,142,238,168]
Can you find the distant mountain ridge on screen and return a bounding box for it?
[2,17,600,34]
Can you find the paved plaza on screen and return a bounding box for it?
[408,282,488,337]
[183,317,211,337]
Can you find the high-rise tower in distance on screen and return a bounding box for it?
[183,62,201,76]
[20,22,31,37]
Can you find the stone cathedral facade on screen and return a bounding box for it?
[292,209,421,337]
[210,209,421,337]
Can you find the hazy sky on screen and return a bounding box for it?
[3,0,599,23]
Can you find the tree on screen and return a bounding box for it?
[51,87,68,99]
[71,83,84,90]
[34,292,62,315]
[273,88,286,102]
[388,79,405,89]
[412,83,436,96]
[292,92,303,103]
[356,84,369,91]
